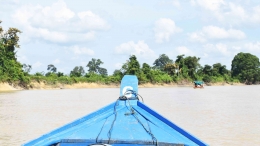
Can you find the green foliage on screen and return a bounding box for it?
[202,75,212,83]
[121,55,140,75]
[22,64,32,74]
[0,21,29,87]
[153,54,173,70]
[85,73,106,83]
[163,63,178,76]
[47,64,57,73]
[56,72,64,77]
[141,63,152,82]
[86,58,108,76]
[183,56,200,79]
[149,70,172,83]
[70,66,85,77]
[2,20,260,86]
[231,52,260,84]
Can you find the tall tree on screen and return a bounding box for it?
[202,65,212,76]
[23,64,32,74]
[212,63,229,76]
[153,54,173,70]
[175,54,185,68]
[142,63,151,75]
[141,63,152,81]
[70,66,85,77]
[98,67,108,76]
[0,20,2,33]
[121,55,140,75]
[163,63,178,76]
[86,58,107,75]
[231,52,260,84]
[47,64,57,73]
[0,20,28,84]
[184,56,200,75]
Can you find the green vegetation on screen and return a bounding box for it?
[0,21,30,88]
[1,21,260,88]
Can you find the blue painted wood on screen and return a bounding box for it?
[136,101,208,146]
[120,75,138,99]
[22,102,118,146]
[22,75,209,146]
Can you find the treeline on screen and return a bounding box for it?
[1,21,260,88]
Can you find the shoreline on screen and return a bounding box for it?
[0,81,245,91]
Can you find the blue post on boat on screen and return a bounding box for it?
[23,75,209,146]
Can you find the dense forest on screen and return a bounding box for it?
[1,21,260,89]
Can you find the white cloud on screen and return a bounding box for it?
[115,63,123,69]
[245,42,260,53]
[251,6,260,23]
[53,59,61,64]
[35,28,68,43]
[175,46,194,56]
[32,61,43,68]
[115,41,155,58]
[77,11,110,30]
[12,0,109,43]
[158,0,181,8]
[188,26,246,42]
[81,31,96,40]
[203,43,230,56]
[154,18,182,43]
[192,0,225,11]
[202,26,246,39]
[188,32,206,43]
[190,1,260,26]
[17,55,29,64]
[172,0,181,8]
[70,46,95,56]
[12,1,74,28]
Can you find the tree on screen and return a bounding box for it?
[23,64,32,74]
[142,63,151,75]
[86,58,107,75]
[140,63,152,82]
[0,20,29,84]
[47,64,57,73]
[231,52,260,84]
[175,54,185,68]
[203,65,212,76]
[70,66,85,77]
[0,20,2,33]
[164,63,178,76]
[98,67,108,76]
[56,72,64,77]
[113,69,123,77]
[121,55,140,75]
[212,63,229,76]
[183,56,201,78]
[153,54,173,70]
[175,55,201,79]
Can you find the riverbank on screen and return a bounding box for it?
[0,81,245,91]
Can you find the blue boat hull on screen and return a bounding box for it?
[23,75,208,146]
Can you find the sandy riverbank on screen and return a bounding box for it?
[0,81,245,91]
[0,83,20,91]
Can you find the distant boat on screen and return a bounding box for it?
[193,81,204,89]
[23,75,208,146]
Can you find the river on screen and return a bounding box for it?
[0,86,260,146]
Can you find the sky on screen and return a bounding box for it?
[1,0,260,75]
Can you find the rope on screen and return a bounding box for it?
[96,118,108,143]
[107,90,158,145]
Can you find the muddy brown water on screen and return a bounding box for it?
[0,86,260,146]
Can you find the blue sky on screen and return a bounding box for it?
[1,0,260,75]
